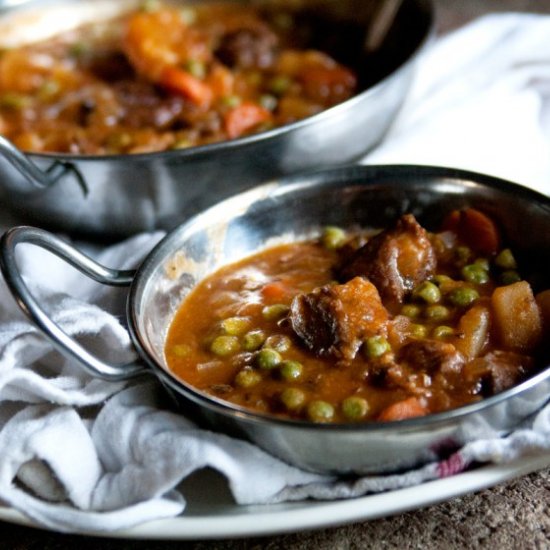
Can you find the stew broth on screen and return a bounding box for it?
[165,210,549,423]
[0,1,357,154]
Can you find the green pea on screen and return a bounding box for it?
[185,59,206,79]
[432,274,453,286]
[221,95,242,108]
[234,368,262,388]
[424,304,450,321]
[401,304,421,318]
[501,270,522,285]
[448,286,479,307]
[141,0,160,12]
[242,330,266,351]
[256,348,282,370]
[410,324,428,339]
[495,249,517,270]
[221,316,251,336]
[321,226,347,250]
[455,245,472,264]
[38,80,60,99]
[364,335,391,359]
[269,75,292,95]
[262,304,289,321]
[172,138,193,150]
[341,396,369,420]
[68,41,88,58]
[413,281,441,304]
[172,344,192,357]
[280,388,306,411]
[210,335,240,357]
[180,7,197,24]
[461,264,489,284]
[474,257,490,271]
[307,400,334,423]
[264,334,291,352]
[432,325,454,339]
[107,131,132,151]
[279,360,303,381]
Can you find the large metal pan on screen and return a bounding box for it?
[1,165,549,474]
[0,0,433,238]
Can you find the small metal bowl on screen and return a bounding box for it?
[0,0,433,237]
[2,164,550,474]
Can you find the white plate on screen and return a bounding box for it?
[1,451,549,540]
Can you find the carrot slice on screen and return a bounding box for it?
[442,208,500,255]
[224,102,272,139]
[260,281,289,303]
[160,67,213,108]
[377,397,428,422]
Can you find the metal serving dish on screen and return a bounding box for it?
[2,165,550,474]
[0,0,433,238]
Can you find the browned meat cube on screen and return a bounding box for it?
[399,340,465,377]
[215,26,279,69]
[464,350,534,395]
[338,214,436,305]
[289,276,389,360]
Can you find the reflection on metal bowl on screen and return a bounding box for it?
[0,0,433,237]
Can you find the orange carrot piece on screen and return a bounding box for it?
[442,208,500,255]
[224,102,272,139]
[160,66,213,108]
[377,397,428,422]
[260,281,289,303]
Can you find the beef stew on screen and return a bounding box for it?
[165,209,548,423]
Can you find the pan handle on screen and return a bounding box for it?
[0,226,147,381]
[0,136,88,195]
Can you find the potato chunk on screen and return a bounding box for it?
[454,305,490,360]
[491,281,542,351]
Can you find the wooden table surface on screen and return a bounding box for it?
[2,1,550,548]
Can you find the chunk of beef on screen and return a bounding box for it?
[366,354,433,396]
[338,214,436,305]
[113,80,185,128]
[215,26,279,69]
[289,276,389,361]
[464,350,534,396]
[399,340,465,376]
[87,52,135,83]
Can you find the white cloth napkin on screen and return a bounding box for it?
[1,13,550,534]
[364,13,550,196]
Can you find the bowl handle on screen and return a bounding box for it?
[0,136,88,195]
[0,226,147,381]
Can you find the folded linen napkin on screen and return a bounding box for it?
[1,13,550,533]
